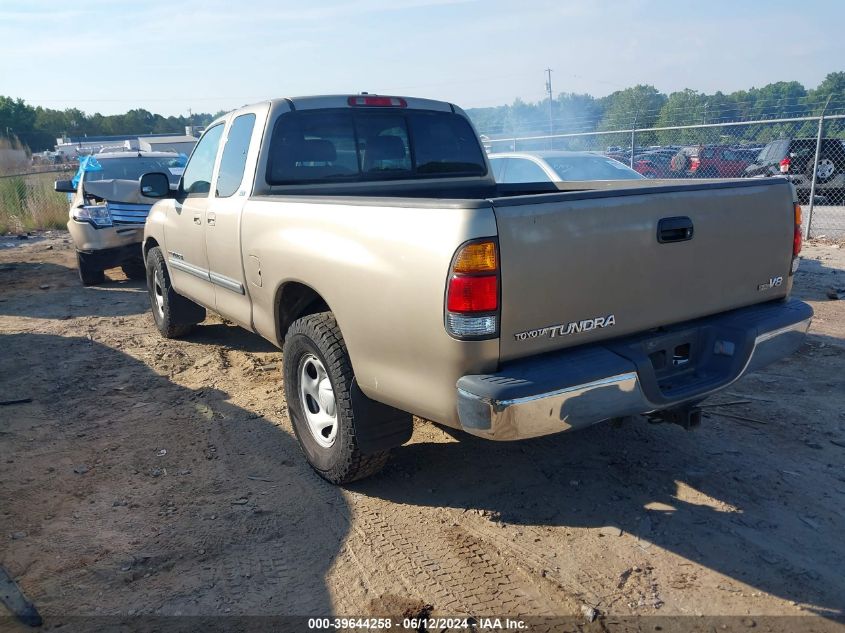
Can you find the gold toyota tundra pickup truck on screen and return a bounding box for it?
[138,94,811,484]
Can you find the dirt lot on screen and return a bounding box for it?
[1,232,845,627]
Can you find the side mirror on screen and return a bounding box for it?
[139,172,171,198]
[54,179,76,193]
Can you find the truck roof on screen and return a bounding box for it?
[211,94,458,128]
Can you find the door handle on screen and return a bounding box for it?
[657,216,694,243]
[207,211,216,226]
[193,215,201,225]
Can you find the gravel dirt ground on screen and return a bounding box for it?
[1,231,844,628]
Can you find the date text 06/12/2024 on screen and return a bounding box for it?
[307,617,528,630]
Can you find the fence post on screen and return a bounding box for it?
[805,95,832,240]
[629,109,640,168]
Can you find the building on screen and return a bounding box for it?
[55,131,199,158]
[137,135,198,155]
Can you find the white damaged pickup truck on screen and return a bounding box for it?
[139,94,812,483]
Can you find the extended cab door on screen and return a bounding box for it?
[205,103,268,328]
[165,123,225,307]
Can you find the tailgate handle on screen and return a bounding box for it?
[657,216,694,243]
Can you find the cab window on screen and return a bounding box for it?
[216,114,256,198]
[266,109,486,185]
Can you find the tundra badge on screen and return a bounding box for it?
[515,315,616,341]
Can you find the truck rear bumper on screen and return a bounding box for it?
[456,299,812,441]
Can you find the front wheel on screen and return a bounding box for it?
[145,246,206,338]
[283,312,389,484]
[77,251,105,286]
[121,257,146,281]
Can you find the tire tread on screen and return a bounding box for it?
[285,312,389,484]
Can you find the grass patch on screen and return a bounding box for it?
[0,172,70,234]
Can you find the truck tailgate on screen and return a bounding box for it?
[493,180,796,362]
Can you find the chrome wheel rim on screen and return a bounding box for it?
[153,270,165,318]
[298,354,337,448]
[817,158,835,180]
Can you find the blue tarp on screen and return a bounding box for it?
[71,155,103,188]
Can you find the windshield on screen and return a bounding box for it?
[545,155,645,180]
[82,157,184,184]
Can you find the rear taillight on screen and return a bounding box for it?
[689,157,701,171]
[780,157,791,174]
[793,203,802,258]
[347,95,407,107]
[445,240,499,339]
[447,276,497,312]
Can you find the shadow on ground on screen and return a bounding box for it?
[0,263,149,318]
[0,333,347,622]
[359,385,845,617]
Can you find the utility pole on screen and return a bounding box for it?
[545,68,553,147]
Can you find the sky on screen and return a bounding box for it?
[1,0,843,116]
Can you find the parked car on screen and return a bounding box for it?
[139,94,809,484]
[55,151,185,285]
[669,145,754,178]
[732,148,762,164]
[489,151,644,183]
[632,150,677,178]
[743,138,845,203]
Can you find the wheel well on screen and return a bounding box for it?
[143,237,159,260]
[276,282,330,344]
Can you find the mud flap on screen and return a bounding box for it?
[351,380,413,455]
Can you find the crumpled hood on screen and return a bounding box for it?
[83,179,148,204]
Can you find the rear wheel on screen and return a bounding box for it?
[807,155,839,184]
[121,257,146,281]
[76,251,105,286]
[283,312,389,484]
[669,152,689,174]
[145,246,205,338]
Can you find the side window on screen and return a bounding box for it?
[504,158,549,183]
[771,140,790,162]
[700,148,714,159]
[721,149,737,160]
[216,114,256,198]
[182,124,225,196]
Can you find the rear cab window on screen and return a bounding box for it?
[266,109,486,185]
[216,113,256,198]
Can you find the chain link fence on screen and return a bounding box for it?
[0,167,74,235]
[483,113,845,240]
[4,115,845,239]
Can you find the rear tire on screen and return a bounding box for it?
[807,155,839,185]
[283,312,389,484]
[669,152,689,174]
[145,246,205,338]
[77,252,105,286]
[121,257,146,281]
